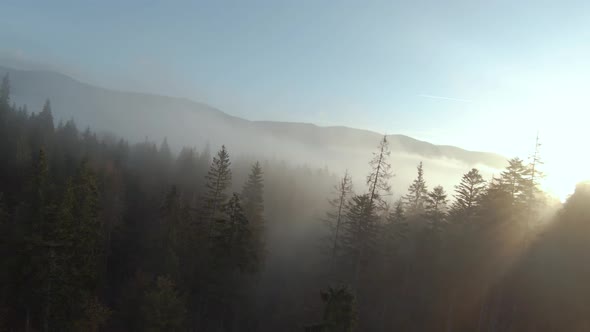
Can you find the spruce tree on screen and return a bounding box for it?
[366,135,393,208]
[325,171,353,266]
[241,161,265,271]
[385,199,408,241]
[498,158,530,207]
[426,185,448,230]
[380,199,408,269]
[450,168,486,218]
[341,194,378,286]
[202,145,232,228]
[404,162,429,216]
[524,134,544,216]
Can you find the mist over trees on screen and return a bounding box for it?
[0,76,587,332]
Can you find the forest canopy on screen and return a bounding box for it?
[0,75,587,332]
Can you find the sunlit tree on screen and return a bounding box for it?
[404,162,429,216]
[366,135,393,208]
[450,168,486,218]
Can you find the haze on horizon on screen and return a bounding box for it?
[5,2,590,332]
[2,1,589,198]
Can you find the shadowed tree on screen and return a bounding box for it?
[497,158,532,210]
[341,194,379,288]
[366,135,393,209]
[141,276,186,332]
[324,171,353,269]
[321,285,357,332]
[426,185,449,231]
[241,161,265,270]
[404,162,429,216]
[450,168,486,219]
[385,199,408,244]
[202,145,232,228]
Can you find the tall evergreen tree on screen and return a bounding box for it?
[209,193,254,273]
[524,134,544,217]
[202,145,232,228]
[241,161,265,271]
[325,171,353,266]
[498,158,531,207]
[450,168,486,218]
[341,194,378,287]
[404,162,429,216]
[366,135,393,208]
[385,199,408,242]
[426,185,449,230]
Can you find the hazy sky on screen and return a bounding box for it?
[1,0,589,197]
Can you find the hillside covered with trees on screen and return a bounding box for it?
[1,75,589,332]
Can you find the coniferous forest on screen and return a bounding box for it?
[2,74,590,332]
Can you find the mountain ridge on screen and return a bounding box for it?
[0,65,506,171]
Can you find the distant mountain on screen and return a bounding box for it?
[0,66,506,191]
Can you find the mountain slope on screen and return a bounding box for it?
[0,66,506,190]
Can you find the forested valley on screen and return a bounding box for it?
[1,75,590,332]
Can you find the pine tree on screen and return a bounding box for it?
[341,194,378,286]
[366,135,393,208]
[380,199,408,268]
[325,171,353,266]
[450,168,486,218]
[223,193,254,272]
[39,99,54,133]
[73,160,102,292]
[404,162,429,216]
[158,137,173,176]
[202,145,232,228]
[241,162,264,223]
[23,149,57,331]
[524,134,544,216]
[385,199,408,242]
[426,186,448,230]
[241,161,265,271]
[159,186,184,278]
[498,158,530,208]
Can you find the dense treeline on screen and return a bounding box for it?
[1,74,589,332]
[0,75,336,331]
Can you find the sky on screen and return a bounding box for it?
[1,0,589,198]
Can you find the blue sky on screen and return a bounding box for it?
[1,0,590,195]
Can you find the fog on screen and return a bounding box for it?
[0,65,578,332]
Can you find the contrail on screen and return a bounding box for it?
[418,94,472,103]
